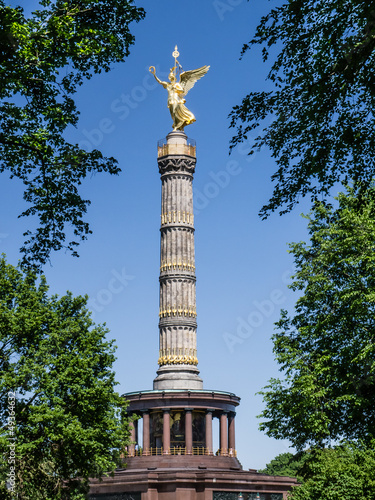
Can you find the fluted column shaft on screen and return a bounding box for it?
[158,172,197,365]
[154,131,203,390]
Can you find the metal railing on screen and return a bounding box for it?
[125,446,237,457]
[217,448,237,457]
[157,139,196,158]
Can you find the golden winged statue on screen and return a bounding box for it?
[150,46,210,131]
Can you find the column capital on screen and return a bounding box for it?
[158,156,196,176]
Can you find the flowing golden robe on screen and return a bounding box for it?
[166,81,196,131]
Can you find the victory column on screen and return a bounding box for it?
[89,47,298,500]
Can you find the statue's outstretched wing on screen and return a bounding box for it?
[180,65,210,96]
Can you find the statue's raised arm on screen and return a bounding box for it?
[149,66,168,89]
[149,47,210,131]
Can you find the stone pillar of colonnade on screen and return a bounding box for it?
[142,411,150,456]
[129,420,137,457]
[163,409,170,454]
[220,412,228,456]
[228,412,236,455]
[205,411,213,455]
[185,409,193,455]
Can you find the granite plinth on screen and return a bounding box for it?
[89,467,298,500]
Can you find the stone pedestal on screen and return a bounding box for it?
[90,390,298,498]
[89,468,298,500]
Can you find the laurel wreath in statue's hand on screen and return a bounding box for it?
[149,66,156,75]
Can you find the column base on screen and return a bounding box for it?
[153,365,203,390]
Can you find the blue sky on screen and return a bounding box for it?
[1,0,317,469]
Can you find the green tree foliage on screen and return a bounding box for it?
[0,256,130,498]
[230,1,375,218]
[289,442,375,500]
[258,451,306,482]
[259,187,375,450]
[0,0,145,270]
[261,443,375,499]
